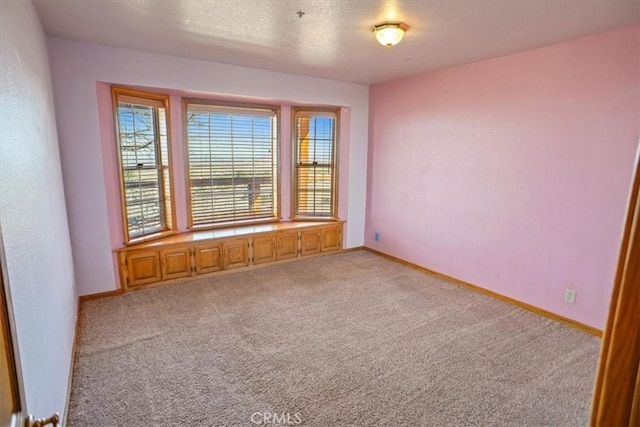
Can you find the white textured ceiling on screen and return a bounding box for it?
[33,0,639,84]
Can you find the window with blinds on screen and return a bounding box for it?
[293,109,338,218]
[185,102,279,227]
[113,88,174,242]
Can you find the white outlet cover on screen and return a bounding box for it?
[564,289,577,304]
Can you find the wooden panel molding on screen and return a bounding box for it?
[276,232,298,260]
[194,243,222,275]
[126,251,161,287]
[321,225,342,252]
[300,230,321,256]
[224,239,250,269]
[161,247,192,280]
[253,236,277,265]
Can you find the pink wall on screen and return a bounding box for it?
[366,25,640,330]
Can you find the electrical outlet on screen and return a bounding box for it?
[374,232,380,242]
[564,289,577,304]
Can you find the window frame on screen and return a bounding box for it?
[112,86,177,245]
[291,107,340,221]
[183,98,281,230]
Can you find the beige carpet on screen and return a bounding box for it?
[68,251,600,426]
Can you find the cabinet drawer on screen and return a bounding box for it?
[161,247,192,280]
[253,236,277,265]
[223,238,250,269]
[126,250,161,287]
[194,243,223,274]
[276,232,298,260]
[321,226,342,252]
[300,229,321,256]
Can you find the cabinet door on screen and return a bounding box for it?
[194,243,222,274]
[161,247,192,280]
[277,232,298,260]
[300,229,321,256]
[223,238,250,269]
[253,236,277,265]
[126,250,161,287]
[321,226,342,252]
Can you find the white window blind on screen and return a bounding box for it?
[293,111,337,218]
[186,102,278,227]
[115,92,173,241]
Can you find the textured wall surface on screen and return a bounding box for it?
[367,25,640,329]
[0,0,77,419]
[48,38,369,296]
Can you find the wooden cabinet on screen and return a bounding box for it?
[253,236,277,265]
[224,239,250,269]
[300,229,321,256]
[161,247,192,280]
[126,250,161,287]
[116,222,343,291]
[321,226,342,252]
[194,243,222,275]
[276,232,298,260]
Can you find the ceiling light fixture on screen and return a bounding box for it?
[372,22,409,48]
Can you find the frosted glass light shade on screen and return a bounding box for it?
[372,22,409,47]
